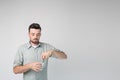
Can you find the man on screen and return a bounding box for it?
[13,23,67,80]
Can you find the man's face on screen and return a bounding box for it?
[29,29,41,44]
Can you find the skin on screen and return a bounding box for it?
[13,28,67,74]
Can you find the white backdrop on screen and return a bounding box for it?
[0,0,120,80]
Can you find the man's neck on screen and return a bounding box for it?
[30,42,39,46]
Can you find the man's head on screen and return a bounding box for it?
[28,23,41,45]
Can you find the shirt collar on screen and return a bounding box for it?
[27,42,41,49]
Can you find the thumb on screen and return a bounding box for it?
[42,55,45,60]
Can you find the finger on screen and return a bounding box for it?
[42,55,46,60]
[36,62,41,64]
[37,65,42,69]
[35,68,40,72]
[34,66,41,71]
[32,68,39,72]
[36,63,41,65]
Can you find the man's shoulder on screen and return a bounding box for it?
[40,42,52,46]
[18,43,28,49]
[40,42,55,49]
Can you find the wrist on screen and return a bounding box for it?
[25,63,32,69]
[49,50,54,57]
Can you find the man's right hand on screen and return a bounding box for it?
[28,62,42,72]
[13,62,42,74]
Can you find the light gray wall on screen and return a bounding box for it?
[0,0,120,80]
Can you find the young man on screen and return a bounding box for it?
[13,23,67,80]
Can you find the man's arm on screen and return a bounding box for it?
[41,50,67,60]
[51,50,67,59]
[13,62,42,74]
[13,64,31,74]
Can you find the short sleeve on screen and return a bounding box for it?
[13,47,23,68]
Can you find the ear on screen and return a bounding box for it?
[28,32,30,35]
[28,32,30,37]
[40,32,42,36]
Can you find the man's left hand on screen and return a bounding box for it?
[41,50,53,60]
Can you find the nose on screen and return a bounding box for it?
[35,35,37,38]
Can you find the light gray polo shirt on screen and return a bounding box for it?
[13,42,58,80]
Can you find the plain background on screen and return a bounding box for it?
[0,0,120,80]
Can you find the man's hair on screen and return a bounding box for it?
[28,23,41,32]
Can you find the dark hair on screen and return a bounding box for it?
[28,23,41,32]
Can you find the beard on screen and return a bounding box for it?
[30,39,39,44]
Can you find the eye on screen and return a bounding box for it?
[36,33,40,36]
[38,33,40,35]
[31,33,35,36]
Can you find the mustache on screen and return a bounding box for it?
[33,38,38,40]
